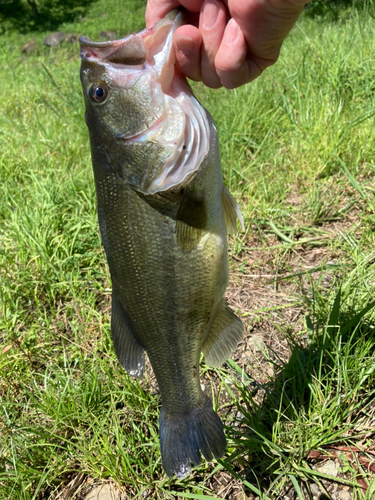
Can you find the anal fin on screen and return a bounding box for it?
[202,299,243,367]
[111,289,145,378]
[222,186,244,235]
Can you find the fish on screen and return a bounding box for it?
[79,10,244,479]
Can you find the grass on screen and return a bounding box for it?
[222,284,375,499]
[1,0,375,499]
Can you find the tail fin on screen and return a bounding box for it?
[159,396,227,478]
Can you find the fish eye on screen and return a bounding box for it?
[89,82,109,103]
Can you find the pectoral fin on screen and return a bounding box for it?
[202,299,243,367]
[111,289,145,378]
[222,186,244,235]
[176,193,207,251]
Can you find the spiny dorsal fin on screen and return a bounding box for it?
[202,299,243,367]
[222,186,244,235]
[176,194,207,252]
[111,288,145,378]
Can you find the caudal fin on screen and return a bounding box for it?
[159,396,227,478]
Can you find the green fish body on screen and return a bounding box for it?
[79,11,243,478]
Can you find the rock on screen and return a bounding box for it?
[310,483,320,496]
[248,334,265,352]
[64,33,79,44]
[337,491,351,500]
[20,39,37,54]
[316,460,339,477]
[100,30,118,41]
[44,32,64,47]
[84,484,122,500]
[229,493,246,500]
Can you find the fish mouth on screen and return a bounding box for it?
[80,11,210,195]
[79,10,182,91]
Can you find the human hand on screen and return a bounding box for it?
[146,0,311,89]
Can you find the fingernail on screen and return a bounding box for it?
[202,0,220,30]
[175,36,195,55]
[223,18,240,45]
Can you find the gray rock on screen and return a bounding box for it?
[64,33,79,44]
[20,39,37,54]
[44,32,64,47]
[337,491,351,500]
[248,334,265,352]
[316,460,339,477]
[310,482,320,496]
[84,484,122,500]
[229,493,246,500]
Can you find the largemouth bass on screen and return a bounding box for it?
[79,11,243,478]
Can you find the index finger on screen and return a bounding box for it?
[146,0,204,28]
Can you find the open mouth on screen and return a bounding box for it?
[79,10,182,91]
[80,11,184,142]
[79,11,210,195]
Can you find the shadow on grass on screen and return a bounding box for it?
[223,291,375,498]
[0,0,95,33]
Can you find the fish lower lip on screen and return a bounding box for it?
[116,114,164,141]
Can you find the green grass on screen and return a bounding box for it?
[222,282,375,499]
[1,1,375,499]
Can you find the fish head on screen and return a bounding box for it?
[79,11,210,194]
